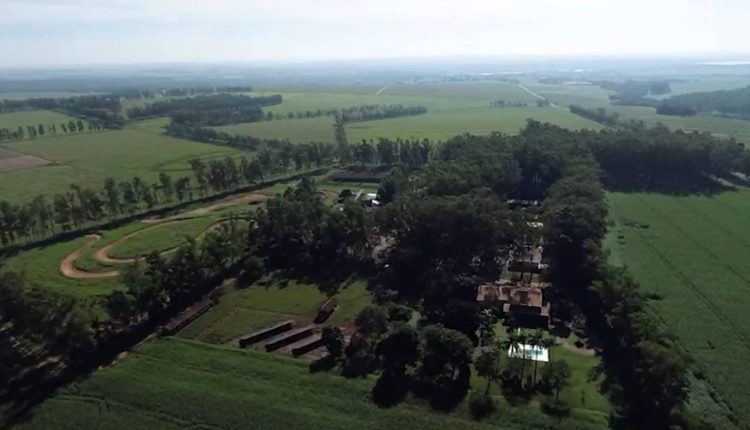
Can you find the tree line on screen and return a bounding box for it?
[656,85,750,118]
[0,119,100,142]
[0,95,125,129]
[113,86,254,100]
[568,104,621,126]
[489,100,529,108]
[127,94,283,125]
[0,145,332,249]
[260,104,427,123]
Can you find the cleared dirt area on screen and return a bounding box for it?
[0,147,51,172]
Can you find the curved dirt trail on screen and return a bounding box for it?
[143,191,272,224]
[59,235,121,279]
[95,219,229,264]
[59,191,271,280]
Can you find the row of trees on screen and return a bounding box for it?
[105,220,247,327]
[0,145,328,248]
[127,94,282,125]
[657,85,750,118]
[540,150,693,428]
[568,104,621,126]
[0,95,125,129]
[114,86,253,100]
[489,100,529,108]
[0,120,97,142]
[260,104,427,123]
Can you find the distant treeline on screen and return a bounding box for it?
[263,104,427,123]
[568,105,620,126]
[596,79,672,102]
[127,94,282,126]
[656,85,750,118]
[489,100,529,108]
[0,95,125,129]
[0,119,101,142]
[114,86,253,100]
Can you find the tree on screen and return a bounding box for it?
[159,172,174,202]
[321,325,345,358]
[354,305,389,338]
[103,177,121,217]
[542,359,571,401]
[418,325,473,409]
[377,323,420,374]
[478,308,498,346]
[475,345,502,394]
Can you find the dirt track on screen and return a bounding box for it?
[59,192,270,280]
[143,191,272,223]
[59,235,121,279]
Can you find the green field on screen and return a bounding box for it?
[519,82,613,107]
[215,116,336,143]
[179,279,371,345]
[606,190,750,426]
[1,236,124,299]
[0,128,248,203]
[347,107,600,141]
[108,216,224,259]
[606,105,750,143]
[12,337,607,430]
[0,109,85,130]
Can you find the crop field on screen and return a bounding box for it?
[606,190,750,425]
[0,109,84,130]
[178,279,371,345]
[518,82,613,107]
[13,337,607,430]
[346,107,601,142]
[380,81,539,104]
[215,116,336,143]
[0,128,248,203]
[605,105,750,143]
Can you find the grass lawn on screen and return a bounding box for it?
[0,109,85,131]
[215,116,336,143]
[605,190,750,427]
[179,279,371,344]
[11,337,608,430]
[107,216,223,259]
[0,129,249,204]
[0,236,124,299]
[346,107,601,142]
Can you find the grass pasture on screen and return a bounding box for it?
[606,190,750,426]
[0,129,248,203]
[346,107,601,142]
[13,337,607,430]
[606,105,750,143]
[0,109,84,131]
[215,116,336,143]
[107,216,223,259]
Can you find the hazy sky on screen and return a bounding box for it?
[2,0,749,67]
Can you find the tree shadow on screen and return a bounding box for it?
[372,372,411,407]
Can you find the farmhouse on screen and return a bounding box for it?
[477,282,550,328]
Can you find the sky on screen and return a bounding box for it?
[1,0,749,67]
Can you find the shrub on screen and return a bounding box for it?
[469,391,496,420]
[541,396,570,417]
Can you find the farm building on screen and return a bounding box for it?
[477,283,550,328]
